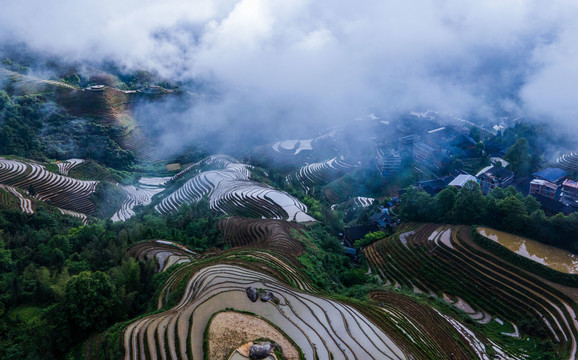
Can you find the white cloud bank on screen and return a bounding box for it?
[1,0,578,138]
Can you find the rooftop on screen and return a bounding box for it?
[532,168,568,183]
[563,179,578,189]
[533,194,575,215]
[530,179,559,190]
[414,141,437,153]
[416,176,453,195]
[398,134,421,143]
[481,166,514,180]
[427,127,446,134]
[344,224,379,243]
[449,174,477,188]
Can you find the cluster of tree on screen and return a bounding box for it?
[353,230,389,248]
[0,199,221,359]
[0,191,368,359]
[491,123,572,177]
[399,182,578,251]
[295,226,369,292]
[0,90,134,169]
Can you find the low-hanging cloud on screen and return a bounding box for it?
[1,0,578,151]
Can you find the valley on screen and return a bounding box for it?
[1,57,577,360]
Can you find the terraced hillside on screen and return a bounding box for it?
[1,68,163,162]
[129,240,196,272]
[57,208,89,224]
[0,157,98,214]
[111,177,168,222]
[0,184,34,214]
[271,130,338,157]
[557,152,578,171]
[287,157,356,192]
[218,217,305,263]
[56,86,162,161]
[364,224,578,359]
[368,291,487,360]
[272,139,314,156]
[56,158,84,175]
[331,196,375,211]
[123,263,408,360]
[120,229,507,360]
[169,154,239,183]
[253,130,340,166]
[156,155,315,222]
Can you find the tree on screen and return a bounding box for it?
[62,74,81,87]
[339,269,369,287]
[452,181,486,224]
[63,271,116,332]
[399,187,439,222]
[505,138,531,176]
[523,195,541,215]
[489,186,506,200]
[435,186,458,221]
[0,239,12,273]
[498,196,527,233]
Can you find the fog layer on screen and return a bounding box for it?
[2,0,577,147]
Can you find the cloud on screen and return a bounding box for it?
[520,22,578,123]
[1,0,578,150]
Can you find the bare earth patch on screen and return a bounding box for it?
[208,311,300,360]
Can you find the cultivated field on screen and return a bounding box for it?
[287,157,356,192]
[331,196,375,211]
[0,157,98,214]
[123,263,408,360]
[156,156,315,222]
[364,224,578,359]
[218,217,305,263]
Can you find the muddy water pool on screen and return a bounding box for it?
[478,227,578,274]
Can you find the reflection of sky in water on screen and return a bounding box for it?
[479,228,578,274]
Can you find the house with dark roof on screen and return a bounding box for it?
[413,141,453,169]
[343,224,379,247]
[532,168,568,184]
[484,141,507,157]
[377,148,402,175]
[415,176,453,195]
[413,141,437,163]
[398,134,420,144]
[370,208,395,228]
[478,166,514,194]
[343,247,360,261]
[533,194,575,216]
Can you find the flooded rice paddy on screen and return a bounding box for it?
[477,227,578,274]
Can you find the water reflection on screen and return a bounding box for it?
[478,227,578,274]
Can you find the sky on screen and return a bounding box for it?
[1,0,577,150]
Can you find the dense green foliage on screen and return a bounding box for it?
[353,231,388,248]
[0,199,221,359]
[294,226,362,292]
[491,123,571,176]
[0,90,134,169]
[399,182,578,251]
[504,138,532,176]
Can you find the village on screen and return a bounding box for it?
[340,113,578,255]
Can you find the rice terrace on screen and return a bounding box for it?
[2,2,578,360]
